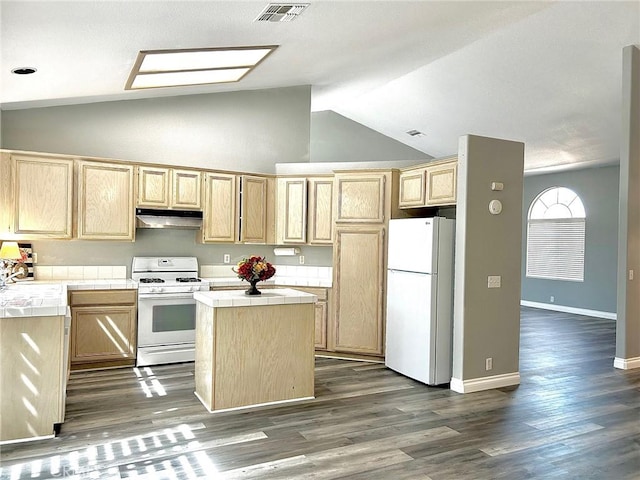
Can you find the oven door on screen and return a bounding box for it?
[137,293,196,347]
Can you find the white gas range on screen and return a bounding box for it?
[132,257,210,366]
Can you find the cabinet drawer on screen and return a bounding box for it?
[69,289,137,307]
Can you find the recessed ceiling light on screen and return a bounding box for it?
[12,67,37,75]
[125,46,278,90]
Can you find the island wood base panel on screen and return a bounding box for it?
[0,315,65,444]
[195,302,315,412]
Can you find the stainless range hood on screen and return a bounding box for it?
[135,208,203,229]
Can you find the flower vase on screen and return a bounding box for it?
[245,279,261,296]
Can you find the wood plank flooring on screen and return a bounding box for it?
[1,307,639,479]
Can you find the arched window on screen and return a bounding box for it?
[526,187,586,282]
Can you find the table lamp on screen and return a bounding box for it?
[0,241,23,288]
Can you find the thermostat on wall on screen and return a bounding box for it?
[489,199,503,215]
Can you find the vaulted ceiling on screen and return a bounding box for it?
[1,1,638,172]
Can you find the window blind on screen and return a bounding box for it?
[526,219,585,282]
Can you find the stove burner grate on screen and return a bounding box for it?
[139,278,165,284]
[176,277,201,283]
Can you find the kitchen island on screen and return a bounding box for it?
[0,283,69,444]
[193,288,317,413]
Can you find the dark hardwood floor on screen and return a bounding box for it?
[1,307,639,479]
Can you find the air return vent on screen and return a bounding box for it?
[255,3,309,22]
[406,129,425,137]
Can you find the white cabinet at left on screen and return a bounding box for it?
[5,153,74,238]
[77,160,136,240]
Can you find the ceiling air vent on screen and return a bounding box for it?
[255,3,309,22]
[406,129,425,137]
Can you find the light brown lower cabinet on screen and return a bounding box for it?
[69,290,137,370]
[291,286,330,351]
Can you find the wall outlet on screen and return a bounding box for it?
[487,275,501,288]
[299,255,305,265]
[550,295,555,303]
[223,254,231,264]
[485,357,493,371]
[32,252,38,264]
[630,270,634,281]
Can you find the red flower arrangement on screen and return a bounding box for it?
[233,255,276,283]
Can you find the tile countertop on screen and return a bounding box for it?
[0,283,68,318]
[194,288,318,308]
[0,279,137,318]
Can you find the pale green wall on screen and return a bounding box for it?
[1,86,312,174]
[29,229,333,274]
[310,110,430,163]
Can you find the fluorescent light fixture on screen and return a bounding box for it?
[126,46,277,90]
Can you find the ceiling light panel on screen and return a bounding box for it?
[139,48,275,73]
[126,46,278,90]
[131,69,251,89]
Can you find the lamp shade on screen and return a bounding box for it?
[0,241,22,260]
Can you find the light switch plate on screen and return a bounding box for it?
[488,275,501,288]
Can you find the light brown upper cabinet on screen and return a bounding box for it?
[398,158,457,208]
[137,166,202,210]
[398,168,426,208]
[0,153,13,236]
[276,177,307,244]
[426,160,457,206]
[239,175,270,244]
[307,177,334,245]
[202,172,237,243]
[334,172,387,223]
[77,160,135,241]
[11,154,74,239]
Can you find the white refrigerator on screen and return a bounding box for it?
[385,217,455,386]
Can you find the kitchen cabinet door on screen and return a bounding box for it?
[12,154,74,238]
[291,286,330,350]
[202,172,237,243]
[426,160,457,206]
[0,153,13,235]
[332,226,385,356]
[276,177,307,244]
[137,165,170,208]
[335,172,386,224]
[71,305,137,365]
[172,169,202,210]
[240,175,268,243]
[308,177,334,244]
[138,166,201,210]
[398,168,426,208]
[77,160,135,240]
[69,289,137,369]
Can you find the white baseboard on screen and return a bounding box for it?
[613,357,640,370]
[520,300,616,320]
[450,372,520,394]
